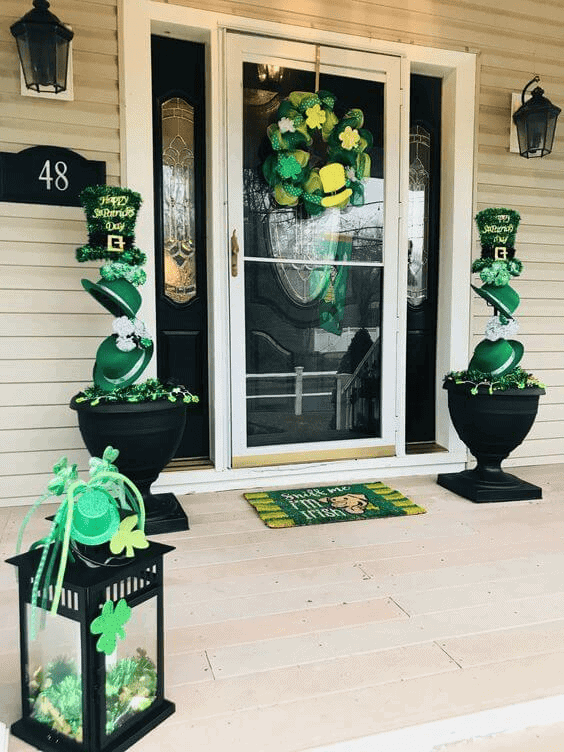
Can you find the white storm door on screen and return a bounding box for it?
[226,32,402,467]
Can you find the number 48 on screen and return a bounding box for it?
[38,159,69,191]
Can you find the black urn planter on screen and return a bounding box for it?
[70,396,188,534]
[437,381,545,502]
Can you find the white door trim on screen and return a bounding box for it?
[118,0,476,493]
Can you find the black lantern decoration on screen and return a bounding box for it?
[5,447,176,752]
[7,541,175,752]
[10,0,74,94]
[513,76,561,158]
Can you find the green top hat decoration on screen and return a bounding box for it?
[469,207,527,380]
[15,447,148,640]
[76,186,154,393]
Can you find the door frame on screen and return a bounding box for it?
[118,0,476,494]
[226,34,402,466]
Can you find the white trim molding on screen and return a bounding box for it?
[118,0,476,494]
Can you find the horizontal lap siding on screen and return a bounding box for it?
[0,1,119,506]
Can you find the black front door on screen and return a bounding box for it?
[152,35,209,460]
[405,74,441,444]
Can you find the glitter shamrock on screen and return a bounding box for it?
[339,126,360,150]
[110,515,149,558]
[90,599,132,655]
[277,154,302,179]
[305,103,326,129]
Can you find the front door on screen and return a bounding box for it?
[151,35,209,461]
[226,34,402,467]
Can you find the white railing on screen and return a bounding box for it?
[246,368,338,416]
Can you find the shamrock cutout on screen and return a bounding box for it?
[110,515,149,558]
[339,126,360,150]
[305,103,326,129]
[277,154,302,179]
[90,599,131,655]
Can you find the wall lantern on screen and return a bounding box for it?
[512,76,561,158]
[10,0,73,94]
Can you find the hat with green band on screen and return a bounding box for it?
[82,277,141,319]
[471,282,520,319]
[93,334,154,392]
[469,338,524,378]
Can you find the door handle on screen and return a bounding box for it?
[231,229,239,277]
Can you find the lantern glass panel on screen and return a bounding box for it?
[104,597,158,739]
[26,608,83,742]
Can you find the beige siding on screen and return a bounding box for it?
[0,1,119,506]
[2,0,564,506]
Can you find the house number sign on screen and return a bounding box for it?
[0,145,106,207]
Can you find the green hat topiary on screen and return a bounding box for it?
[468,338,524,378]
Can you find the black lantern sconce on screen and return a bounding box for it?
[10,0,73,94]
[513,76,561,158]
[7,541,175,752]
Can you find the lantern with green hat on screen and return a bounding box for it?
[6,447,176,752]
[438,207,545,502]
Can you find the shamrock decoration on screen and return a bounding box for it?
[339,126,360,150]
[305,103,326,129]
[277,154,303,179]
[110,515,149,558]
[47,457,79,495]
[89,445,120,478]
[90,599,132,655]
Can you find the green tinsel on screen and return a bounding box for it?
[75,245,147,266]
[100,262,147,286]
[79,185,142,238]
[444,366,544,395]
[73,378,200,406]
[475,207,521,247]
[472,257,523,277]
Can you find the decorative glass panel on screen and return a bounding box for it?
[407,124,430,307]
[161,97,197,304]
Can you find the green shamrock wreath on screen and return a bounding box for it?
[261,90,373,216]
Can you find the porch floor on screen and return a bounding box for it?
[3,464,564,751]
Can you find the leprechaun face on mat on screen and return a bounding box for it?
[320,493,369,514]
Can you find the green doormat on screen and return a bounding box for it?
[244,483,425,528]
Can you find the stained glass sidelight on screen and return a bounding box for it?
[407,124,431,307]
[160,97,197,305]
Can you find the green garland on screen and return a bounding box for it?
[472,257,523,286]
[261,90,373,216]
[73,378,200,406]
[444,366,544,395]
[475,208,521,247]
[75,246,147,266]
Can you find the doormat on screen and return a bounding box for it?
[244,483,425,528]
